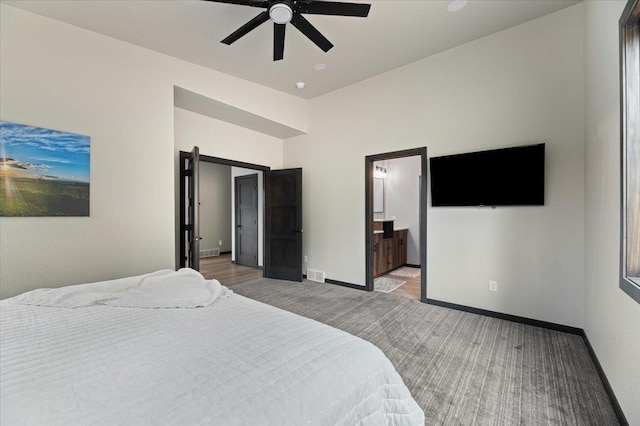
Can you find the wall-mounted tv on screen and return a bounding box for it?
[429,143,545,207]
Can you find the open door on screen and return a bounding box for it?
[265,168,303,281]
[179,146,200,270]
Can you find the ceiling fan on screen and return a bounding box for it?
[205,0,371,61]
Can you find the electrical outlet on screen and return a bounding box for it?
[489,281,498,292]
[304,255,308,263]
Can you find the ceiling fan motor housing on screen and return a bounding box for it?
[269,2,293,24]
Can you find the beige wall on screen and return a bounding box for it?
[173,107,284,169]
[0,5,297,298]
[584,1,640,423]
[199,162,232,254]
[285,4,586,327]
[173,108,281,268]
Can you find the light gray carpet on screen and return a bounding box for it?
[233,278,619,426]
[374,276,406,293]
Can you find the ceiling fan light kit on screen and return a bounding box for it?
[207,0,371,61]
[269,3,293,24]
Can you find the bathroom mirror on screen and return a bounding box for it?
[373,178,384,213]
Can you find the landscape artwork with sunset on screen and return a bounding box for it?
[0,121,90,216]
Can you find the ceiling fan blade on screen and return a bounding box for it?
[203,0,269,8]
[221,10,270,45]
[274,23,286,61]
[297,1,371,17]
[290,14,334,52]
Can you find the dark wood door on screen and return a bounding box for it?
[265,168,302,281]
[235,174,258,267]
[179,146,200,270]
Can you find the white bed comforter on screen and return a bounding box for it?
[1,271,424,425]
[7,269,231,309]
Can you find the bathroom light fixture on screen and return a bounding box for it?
[295,81,306,89]
[374,165,387,179]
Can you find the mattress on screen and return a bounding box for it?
[1,270,424,425]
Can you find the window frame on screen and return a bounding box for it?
[619,0,640,304]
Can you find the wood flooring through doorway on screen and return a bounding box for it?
[199,253,263,287]
[383,267,421,301]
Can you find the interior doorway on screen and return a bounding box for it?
[199,160,233,267]
[179,151,268,286]
[365,147,427,302]
[235,174,258,268]
[179,149,304,283]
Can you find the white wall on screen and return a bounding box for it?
[0,5,298,299]
[173,107,281,268]
[584,1,640,423]
[200,162,232,253]
[231,168,264,267]
[173,108,284,169]
[285,4,585,327]
[375,157,421,265]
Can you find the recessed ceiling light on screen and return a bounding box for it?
[447,0,467,13]
[295,81,306,89]
[314,63,327,71]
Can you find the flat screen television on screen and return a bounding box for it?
[429,143,545,207]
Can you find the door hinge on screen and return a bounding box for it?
[183,169,192,177]
[184,224,193,231]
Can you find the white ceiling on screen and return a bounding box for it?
[3,0,579,99]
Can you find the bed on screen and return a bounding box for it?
[0,269,424,425]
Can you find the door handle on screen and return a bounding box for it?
[295,229,303,233]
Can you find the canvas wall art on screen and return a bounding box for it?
[0,121,90,217]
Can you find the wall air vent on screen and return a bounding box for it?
[306,269,326,283]
[199,248,220,258]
